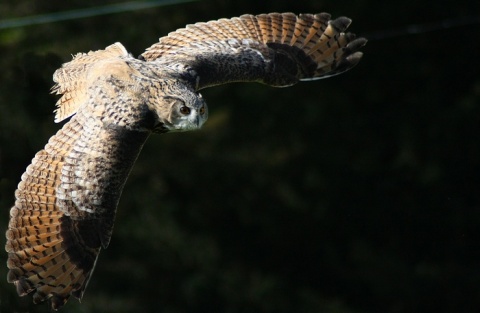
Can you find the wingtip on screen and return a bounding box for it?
[347,37,368,51]
[50,293,69,311]
[329,16,352,32]
[335,51,364,73]
[346,51,364,64]
[314,12,331,21]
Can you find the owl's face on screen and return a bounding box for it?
[157,92,208,132]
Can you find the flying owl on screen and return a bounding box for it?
[5,12,366,310]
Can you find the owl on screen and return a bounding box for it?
[5,12,366,310]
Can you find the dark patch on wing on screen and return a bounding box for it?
[60,216,101,272]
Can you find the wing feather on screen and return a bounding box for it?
[6,49,151,309]
[141,12,366,90]
[6,116,99,309]
[238,14,263,40]
[51,42,129,123]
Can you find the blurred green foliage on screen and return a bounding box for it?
[1,0,480,312]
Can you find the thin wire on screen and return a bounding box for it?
[0,0,198,30]
[1,3,479,41]
[362,15,480,41]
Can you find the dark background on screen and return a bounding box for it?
[1,1,479,312]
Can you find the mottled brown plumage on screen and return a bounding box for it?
[6,12,366,310]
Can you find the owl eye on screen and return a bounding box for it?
[179,106,191,115]
[199,106,206,116]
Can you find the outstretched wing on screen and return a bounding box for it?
[6,117,100,309]
[141,12,366,90]
[6,45,150,310]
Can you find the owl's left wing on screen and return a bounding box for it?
[141,12,366,90]
[52,43,129,122]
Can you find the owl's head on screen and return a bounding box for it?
[154,88,208,133]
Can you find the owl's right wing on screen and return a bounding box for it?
[141,12,366,90]
[6,47,150,310]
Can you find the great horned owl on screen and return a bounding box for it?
[5,12,366,310]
